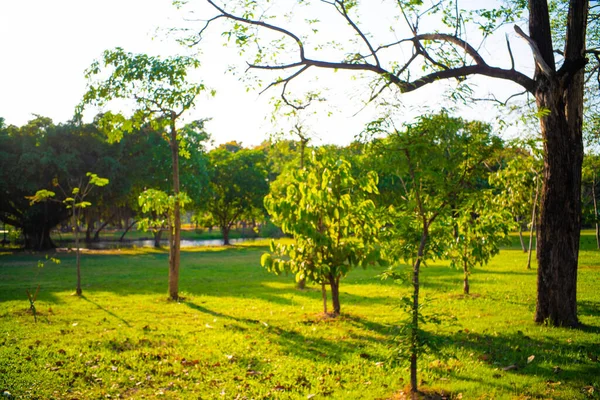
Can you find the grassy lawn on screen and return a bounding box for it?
[0,237,599,399]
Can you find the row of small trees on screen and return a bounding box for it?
[260,113,541,395]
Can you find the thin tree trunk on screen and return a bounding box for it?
[169,117,181,301]
[527,174,540,270]
[74,212,82,296]
[463,260,470,295]
[517,218,526,252]
[410,229,428,399]
[296,136,308,290]
[592,174,600,249]
[321,283,327,314]
[119,220,136,242]
[329,274,341,316]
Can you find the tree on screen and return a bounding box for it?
[369,113,502,396]
[261,149,384,315]
[195,0,591,327]
[203,146,269,245]
[491,140,543,268]
[582,152,600,248]
[79,48,211,300]
[446,193,513,294]
[0,117,123,249]
[28,173,109,296]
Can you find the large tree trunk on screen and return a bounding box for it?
[529,0,587,328]
[23,225,55,250]
[153,229,163,248]
[169,118,181,301]
[222,225,231,245]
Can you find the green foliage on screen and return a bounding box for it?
[262,149,385,307]
[78,48,209,140]
[203,145,269,242]
[445,192,513,277]
[368,112,504,268]
[137,189,192,233]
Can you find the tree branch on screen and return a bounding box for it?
[514,25,555,78]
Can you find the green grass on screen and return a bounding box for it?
[0,239,599,399]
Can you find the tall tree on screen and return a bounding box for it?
[79,48,211,301]
[194,0,591,326]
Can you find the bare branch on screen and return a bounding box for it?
[332,0,380,67]
[514,25,555,78]
[471,90,528,106]
[413,33,486,65]
[506,34,515,70]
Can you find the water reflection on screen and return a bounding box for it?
[57,237,261,250]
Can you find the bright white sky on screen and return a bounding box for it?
[0,0,536,147]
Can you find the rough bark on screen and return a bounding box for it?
[169,118,181,301]
[531,0,587,327]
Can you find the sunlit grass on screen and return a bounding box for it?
[0,241,598,399]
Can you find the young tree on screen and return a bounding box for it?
[491,140,543,268]
[446,193,513,294]
[261,149,384,316]
[78,48,211,300]
[28,173,109,296]
[370,113,502,396]
[194,0,593,327]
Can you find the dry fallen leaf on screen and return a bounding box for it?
[527,355,535,364]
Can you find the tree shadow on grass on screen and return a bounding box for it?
[431,329,600,397]
[81,295,131,327]
[184,300,368,364]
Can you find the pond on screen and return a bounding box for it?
[55,237,263,250]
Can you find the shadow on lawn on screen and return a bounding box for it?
[434,329,600,396]
[184,300,395,363]
[81,295,131,327]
